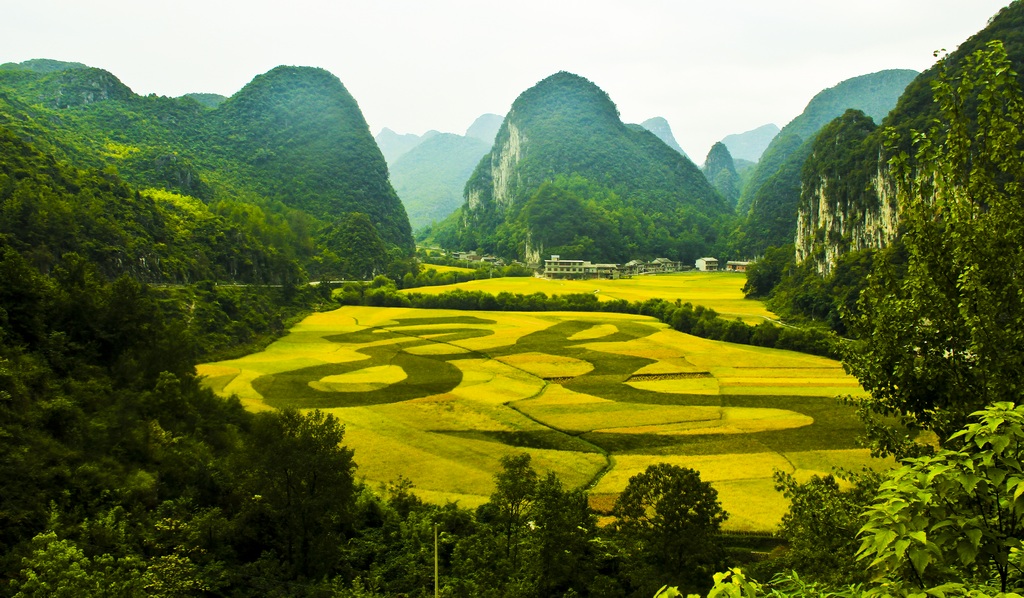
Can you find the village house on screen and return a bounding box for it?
[725,261,751,272]
[649,257,681,273]
[544,255,620,280]
[695,257,719,272]
[622,259,645,277]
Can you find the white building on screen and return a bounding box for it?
[695,257,719,272]
[544,255,620,280]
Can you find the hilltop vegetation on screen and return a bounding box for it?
[445,72,731,264]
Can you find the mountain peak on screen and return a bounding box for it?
[509,71,620,126]
[640,117,689,159]
[455,72,726,264]
[465,113,503,144]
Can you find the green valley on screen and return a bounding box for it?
[3,2,1024,596]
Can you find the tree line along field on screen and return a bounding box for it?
[406,270,776,324]
[197,302,884,532]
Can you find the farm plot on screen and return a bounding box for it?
[198,305,884,530]
[403,271,775,324]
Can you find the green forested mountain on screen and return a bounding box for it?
[732,69,918,256]
[0,61,415,279]
[720,123,779,163]
[701,142,740,206]
[209,66,412,251]
[639,116,690,160]
[390,132,490,229]
[795,1,1024,274]
[447,72,730,264]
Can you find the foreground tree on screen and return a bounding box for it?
[234,409,356,580]
[846,41,1024,457]
[613,463,728,595]
[858,402,1024,595]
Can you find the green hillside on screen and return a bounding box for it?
[451,72,730,264]
[733,69,917,255]
[0,61,415,278]
[390,132,490,229]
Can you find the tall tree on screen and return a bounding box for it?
[235,409,356,579]
[613,463,728,595]
[490,453,538,572]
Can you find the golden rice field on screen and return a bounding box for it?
[420,263,477,274]
[403,271,775,324]
[197,305,885,532]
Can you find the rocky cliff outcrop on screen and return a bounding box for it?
[795,157,899,274]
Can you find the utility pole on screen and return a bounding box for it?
[434,523,439,598]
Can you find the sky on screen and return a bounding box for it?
[1,0,1013,160]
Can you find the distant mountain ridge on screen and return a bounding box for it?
[465,113,503,144]
[390,133,490,229]
[377,114,504,230]
[639,117,690,160]
[0,58,88,73]
[376,128,439,164]
[721,123,779,163]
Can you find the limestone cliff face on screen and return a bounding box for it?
[793,109,900,275]
[462,116,527,224]
[795,157,900,274]
[491,121,525,210]
[523,231,542,267]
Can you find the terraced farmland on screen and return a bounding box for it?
[198,305,883,532]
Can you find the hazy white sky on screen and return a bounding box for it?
[1,0,1012,159]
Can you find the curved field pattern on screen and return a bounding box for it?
[198,305,883,531]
